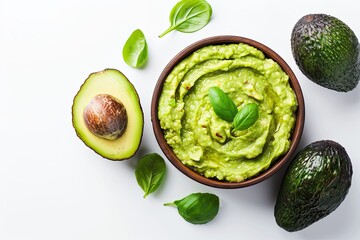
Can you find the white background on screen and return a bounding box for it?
[1,0,359,239]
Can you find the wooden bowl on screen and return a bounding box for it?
[151,36,305,188]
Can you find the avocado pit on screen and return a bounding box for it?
[83,94,128,140]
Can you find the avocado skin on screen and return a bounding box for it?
[275,140,352,232]
[291,14,360,92]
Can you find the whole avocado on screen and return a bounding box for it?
[275,140,352,232]
[291,14,360,92]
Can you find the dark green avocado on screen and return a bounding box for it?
[275,140,352,232]
[291,14,360,92]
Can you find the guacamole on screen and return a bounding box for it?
[158,43,297,182]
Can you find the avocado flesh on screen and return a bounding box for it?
[274,140,352,232]
[291,14,360,92]
[72,69,144,160]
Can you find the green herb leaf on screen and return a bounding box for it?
[164,192,219,224]
[233,103,259,131]
[208,86,238,122]
[135,153,166,198]
[159,0,212,38]
[122,29,148,68]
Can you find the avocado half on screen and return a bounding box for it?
[72,69,144,160]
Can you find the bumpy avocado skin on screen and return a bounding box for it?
[291,14,360,92]
[275,140,352,232]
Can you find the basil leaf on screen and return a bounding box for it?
[135,153,166,198]
[164,192,219,224]
[208,86,238,122]
[233,103,259,131]
[159,0,212,38]
[122,29,148,68]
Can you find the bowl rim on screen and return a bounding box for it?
[151,35,305,189]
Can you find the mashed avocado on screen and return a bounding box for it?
[158,43,297,182]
